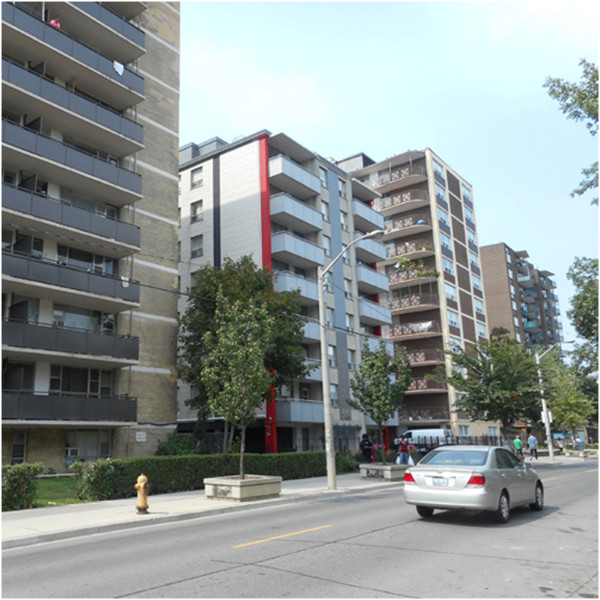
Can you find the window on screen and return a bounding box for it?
[338,178,346,199]
[323,235,331,256]
[477,322,487,339]
[328,345,336,368]
[319,166,327,187]
[510,283,516,298]
[321,200,329,222]
[449,336,462,352]
[458,425,471,437]
[326,307,334,328]
[488,426,498,438]
[341,211,348,231]
[469,251,479,268]
[475,298,484,314]
[191,235,203,258]
[330,383,338,406]
[440,232,452,250]
[346,313,353,331]
[464,206,474,223]
[191,167,203,189]
[435,182,446,204]
[325,272,333,292]
[467,229,476,245]
[472,275,481,291]
[348,349,355,370]
[461,184,472,205]
[344,278,352,298]
[447,309,460,328]
[10,430,26,465]
[191,200,203,222]
[445,282,457,302]
[507,267,514,281]
[433,159,445,184]
[512,300,518,313]
[178,175,181,195]
[442,257,454,275]
[438,208,450,227]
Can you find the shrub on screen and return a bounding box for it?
[155,432,198,456]
[2,463,44,511]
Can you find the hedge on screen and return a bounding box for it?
[2,463,44,511]
[70,451,357,502]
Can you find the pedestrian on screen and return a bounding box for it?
[397,435,410,465]
[50,15,61,28]
[513,436,523,457]
[557,438,565,454]
[527,433,538,459]
[360,433,373,464]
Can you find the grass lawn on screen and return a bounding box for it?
[34,476,83,507]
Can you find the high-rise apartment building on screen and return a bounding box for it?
[2,2,180,471]
[338,149,497,439]
[480,243,563,350]
[178,131,392,453]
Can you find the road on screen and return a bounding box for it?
[2,461,597,598]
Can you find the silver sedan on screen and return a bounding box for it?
[403,445,544,523]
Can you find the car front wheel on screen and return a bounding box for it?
[494,491,510,524]
[529,483,544,511]
[416,505,434,518]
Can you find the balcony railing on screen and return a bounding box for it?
[2,251,141,304]
[271,231,325,268]
[388,268,439,286]
[384,320,442,338]
[406,378,447,392]
[2,390,137,422]
[406,348,445,364]
[3,319,139,360]
[386,239,434,260]
[374,189,429,212]
[2,183,141,249]
[385,215,431,235]
[273,270,319,303]
[375,165,427,188]
[389,293,439,311]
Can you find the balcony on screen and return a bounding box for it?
[2,319,139,364]
[2,252,140,311]
[302,318,321,342]
[2,3,144,111]
[388,268,439,289]
[270,193,322,233]
[385,239,434,263]
[271,231,325,270]
[398,407,449,421]
[373,165,427,194]
[383,215,432,240]
[353,234,386,263]
[406,348,444,365]
[276,397,323,424]
[523,320,541,331]
[269,155,320,200]
[2,57,144,156]
[518,274,535,288]
[389,293,439,314]
[356,264,389,295]
[374,189,430,215]
[2,184,140,255]
[300,359,322,382]
[2,391,137,423]
[273,270,318,305]
[521,290,538,303]
[406,378,447,394]
[352,199,384,231]
[2,120,142,206]
[358,298,391,326]
[384,320,442,340]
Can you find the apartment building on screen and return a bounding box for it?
[2,2,180,471]
[480,243,563,350]
[177,131,392,454]
[337,150,497,439]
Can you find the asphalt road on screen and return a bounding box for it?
[2,461,597,598]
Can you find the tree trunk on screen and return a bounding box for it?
[240,426,246,480]
[379,425,386,464]
[223,421,229,453]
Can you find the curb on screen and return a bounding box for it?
[3,480,400,550]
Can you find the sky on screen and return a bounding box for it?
[179,0,599,346]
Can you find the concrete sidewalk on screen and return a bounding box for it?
[1,454,590,550]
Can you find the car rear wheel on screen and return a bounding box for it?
[494,491,510,524]
[416,506,434,518]
[529,483,544,511]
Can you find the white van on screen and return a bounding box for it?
[395,429,453,451]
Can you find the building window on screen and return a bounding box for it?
[475,298,484,314]
[319,166,327,187]
[447,309,460,328]
[433,159,446,185]
[445,282,457,302]
[510,283,516,298]
[191,167,203,189]
[459,425,471,437]
[323,235,331,256]
[464,206,474,223]
[469,251,479,269]
[344,279,352,298]
[330,383,338,406]
[10,430,27,465]
[325,272,333,292]
[341,211,348,231]
[321,200,330,222]
[326,307,334,328]
[191,235,203,258]
[477,322,487,339]
[442,257,454,275]
[435,182,446,204]
[328,345,336,368]
[472,275,481,291]
[449,336,462,352]
[467,229,476,245]
[440,232,452,251]
[338,178,346,199]
[461,184,472,204]
[191,200,203,222]
[346,313,353,331]
[438,207,450,228]
[348,349,355,370]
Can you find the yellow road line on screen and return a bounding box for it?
[542,476,557,482]
[234,525,332,548]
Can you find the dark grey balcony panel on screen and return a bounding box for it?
[2,391,137,422]
[73,2,145,49]
[2,121,142,194]
[3,320,139,360]
[2,59,143,144]
[2,253,141,303]
[3,4,144,95]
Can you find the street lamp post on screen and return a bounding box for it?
[318,228,385,490]
[534,340,575,463]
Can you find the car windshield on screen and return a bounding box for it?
[419,449,489,467]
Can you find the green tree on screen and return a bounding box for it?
[544,59,598,205]
[201,292,276,479]
[438,331,540,434]
[177,256,308,451]
[348,341,413,464]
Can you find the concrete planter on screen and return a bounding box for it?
[203,474,282,501]
[360,462,408,481]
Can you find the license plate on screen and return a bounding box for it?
[432,477,448,487]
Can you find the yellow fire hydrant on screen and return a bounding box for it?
[134,473,149,514]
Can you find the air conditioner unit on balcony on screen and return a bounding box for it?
[66,448,79,457]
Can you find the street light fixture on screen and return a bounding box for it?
[318,228,386,490]
[534,340,575,462]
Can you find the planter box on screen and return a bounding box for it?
[360,463,408,481]
[203,474,282,501]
